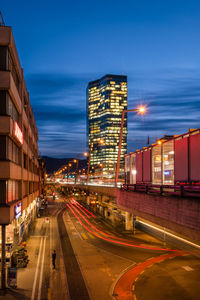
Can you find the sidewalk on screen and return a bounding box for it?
[0,202,68,300]
[0,217,44,300]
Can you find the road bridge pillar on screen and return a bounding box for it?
[86,196,90,205]
[125,212,133,231]
[104,207,108,219]
[111,211,116,226]
[97,194,102,204]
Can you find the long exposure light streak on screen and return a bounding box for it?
[67,204,177,252]
[75,201,96,218]
[70,200,91,219]
[70,201,142,244]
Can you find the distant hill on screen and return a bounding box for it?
[42,156,87,174]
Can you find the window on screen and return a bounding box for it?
[8,51,20,92]
[23,181,29,197]
[7,94,19,122]
[163,140,174,184]
[152,145,162,184]
[152,142,174,185]
[0,136,6,160]
[7,137,20,164]
[23,153,28,169]
[0,91,7,115]
[0,46,8,70]
[0,92,19,122]
[0,180,6,203]
[125,156,130,184]
[7,180,19,202]
[130,154,136,184]
[0,136,20,164]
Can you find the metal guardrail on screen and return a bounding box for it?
[122,183,200,198]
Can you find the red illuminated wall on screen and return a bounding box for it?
[136,152,143,182]
[116,189,200,243]
[143,150,151,182]
[174,137,188,182]
[190,133,200,181]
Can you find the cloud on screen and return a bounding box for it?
[26,69,200,157]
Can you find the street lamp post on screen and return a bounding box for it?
[73,157,79,184]
[115,107,145,187]
[86,144,92,185]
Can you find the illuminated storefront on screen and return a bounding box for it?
[87,74,127,179]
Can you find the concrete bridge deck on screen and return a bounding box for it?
[53,183,200,244]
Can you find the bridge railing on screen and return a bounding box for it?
[122,183,200,198]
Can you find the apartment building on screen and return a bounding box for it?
[0,25,39,248]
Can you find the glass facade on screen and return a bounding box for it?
[130,153,136,184]
[125,155,130,184]
[152,145,162,184]
[87,74,127,179]
[152,141,174,185]
[162,140,174,184]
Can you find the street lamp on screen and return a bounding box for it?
[115,106,146,186]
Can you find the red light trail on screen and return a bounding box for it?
[67,203,177,252]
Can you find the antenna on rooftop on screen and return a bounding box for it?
[0,12,5,26]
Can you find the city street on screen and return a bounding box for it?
[0,195,199,300]
[1,4,200,300]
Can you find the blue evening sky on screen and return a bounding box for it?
[1,0,200,157]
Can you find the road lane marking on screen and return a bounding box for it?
[182,266,193,271]
[37,236,47,300]
[88,233,95,239]
[30,235,48,238]
[31,237,44,300]
[81,233,88,240]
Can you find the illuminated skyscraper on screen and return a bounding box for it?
[87,74,127,179]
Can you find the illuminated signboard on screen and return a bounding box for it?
[15,202,22,219]
[14,122,23,144]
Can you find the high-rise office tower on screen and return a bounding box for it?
[87,74,127,180]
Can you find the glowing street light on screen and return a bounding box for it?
[115,106,146,186]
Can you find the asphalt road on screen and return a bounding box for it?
[57,208,91,300]
[5,196,197,300]
[60,197,200,300]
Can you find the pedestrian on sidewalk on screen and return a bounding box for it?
[52,250,56,269]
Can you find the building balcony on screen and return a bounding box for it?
[0,115,12,135]
[0,161,21,180]
[0,71,22,114]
